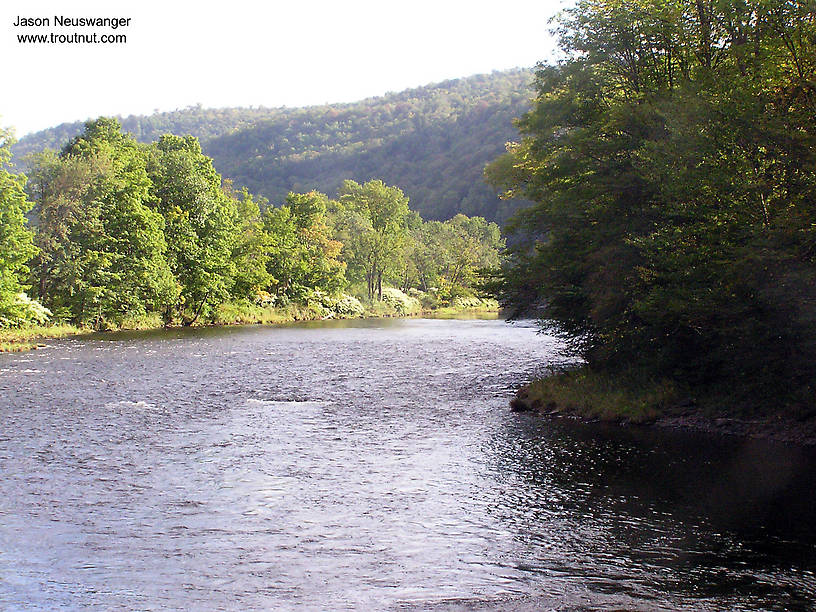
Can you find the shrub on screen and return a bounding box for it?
[450,296,499,310]
[304,290,366,318]
[0,293,52,328]
[332,294,365,317]
[380,287,421,315]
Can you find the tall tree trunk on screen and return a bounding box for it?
[186,290,211,326]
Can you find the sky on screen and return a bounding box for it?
[2,0,565,137]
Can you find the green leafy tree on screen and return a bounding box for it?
[29,118,176,327]
[146,134,238,324]
[406,215,503,297]
[336,180,414,300]
[441,214,503,292]
[488,0,816,408]
[226,183,272,300]
[0,127,39,326]
[409,220,449,292]
[262,190,346,300]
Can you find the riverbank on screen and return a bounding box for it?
[211,298,499,326]
[0,299,500,352]
[511,366,816,446]
[0,324,83,352]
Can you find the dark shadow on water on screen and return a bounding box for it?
[488,415,816,609]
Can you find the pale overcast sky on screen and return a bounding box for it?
[2,0,565,136]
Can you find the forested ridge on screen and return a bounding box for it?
[492,0,816,418]
[11,70,533,223]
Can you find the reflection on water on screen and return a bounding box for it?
[0,318,814,611]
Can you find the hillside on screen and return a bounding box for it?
[11,70,533,222]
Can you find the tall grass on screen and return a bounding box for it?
[522,366,679,423]
[0,324,83,352]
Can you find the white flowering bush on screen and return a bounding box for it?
[332,294,365,317]
[450,296,499,310]
[305,290,365,318]
[0,293,52,328]
[380,287,421,315]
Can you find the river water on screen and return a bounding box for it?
[1,318,815,611]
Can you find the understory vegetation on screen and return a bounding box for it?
[514,367,679,424]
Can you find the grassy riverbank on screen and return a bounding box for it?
[211,299,498,326]
[0,297,500,352]
[0,324,84,352]
[511,367,680,424]
[512,366,816,445]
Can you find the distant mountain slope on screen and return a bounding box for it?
[12,69,533,222]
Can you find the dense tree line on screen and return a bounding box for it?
[12,70,533,224]
[0,128,40,326]
[488,0,816,412]
[0,119,502,329]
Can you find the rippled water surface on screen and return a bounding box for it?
[2,318,816,611]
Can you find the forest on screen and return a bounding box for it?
[4,0,814,421]
[11,70,533,223]
[489,0,816,418]
[0,118,502,336]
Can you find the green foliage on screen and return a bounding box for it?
[28,118,176,328]
[146,134,238,324]
[490,0,816,410]
[118,311,163,330]
[0,127,38,327]
[304,290,365,318]
[0,323,80,352]
[211,293,364,326]
[19,116,505,331]
[410,287,442,310]
[521,366,678,424]
[212,299,335,326]
[262,191,346,301]
[228,184,272,300]
[449,296,499,310]
[379,287,422,315]
[13,71,535,223]
[405,215,503,299]
[330,293,365,318]
[0,293,52,328]
[336,180,414,300]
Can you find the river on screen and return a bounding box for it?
[1,318,815,610]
